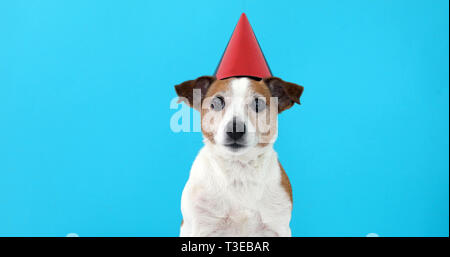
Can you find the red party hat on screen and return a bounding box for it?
[215,13,272,80]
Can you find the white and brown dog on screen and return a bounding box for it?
[175,76,303,237]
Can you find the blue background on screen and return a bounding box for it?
[0,0,448,237]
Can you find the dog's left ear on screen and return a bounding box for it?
[174,76,216,111]
[263,77,304,113]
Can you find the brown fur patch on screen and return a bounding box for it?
[201,106,215,143]
[247,80,278,147]
[204,79,231,98]
[278,160,293,204]
[249,80,272,103]
[200,79,232,143]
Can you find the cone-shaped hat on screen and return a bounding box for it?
[215,13,272,80]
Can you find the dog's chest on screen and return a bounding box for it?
[187,151,286,236]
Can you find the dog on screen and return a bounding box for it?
[175,76,303,236]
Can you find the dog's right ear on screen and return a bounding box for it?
[175,76,216,110]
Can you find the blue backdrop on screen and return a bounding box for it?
[0,0,448,237]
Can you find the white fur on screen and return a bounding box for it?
[214,78,259,154]
[180,78,292,237]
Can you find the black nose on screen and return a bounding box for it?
[226,117,246,141]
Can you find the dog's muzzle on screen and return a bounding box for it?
[225,117,246,149]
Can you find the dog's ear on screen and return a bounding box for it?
[174,76,216,110]
[263,77,304,113]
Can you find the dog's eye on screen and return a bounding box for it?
[211,96,225,111]
[250,97,266,113]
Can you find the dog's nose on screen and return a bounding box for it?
[226,117,246,141]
